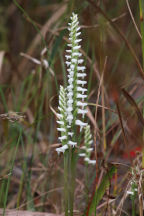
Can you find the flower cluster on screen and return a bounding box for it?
[126,168,138,197]
[56,86,69,154]
[79,125,96,165]
[66,13,87,130]
[56,13,88,154]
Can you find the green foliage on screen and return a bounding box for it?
[88,165,117,216]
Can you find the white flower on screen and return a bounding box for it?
[76,32,81,37]
[84,157,90,162]
[79,153,86,157]
[75,120,87,127]
[65,55,71,59]
[79,125,96,165]
[77,101,87,107]
[88,160,96,165]
[73,45,81,50]
[72,52,82,57]
[56,144,68,154]
[77,94,87,99]
[77,66,86,71]
[57,128,66,132]
[77,80,87,86]
[77,73,86,78]
[78,59,84,64]
[57,120,64,125]
[76,120,87,131]
[68,132,73,136]
[59,136,67,141]
[68,141,77,147]
[86,148,93,152]
[126,191,134,195]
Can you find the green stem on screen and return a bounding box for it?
[69,148,77,216]
[132,198,135,216]
[64,152,69,216]
[85,163,89,204]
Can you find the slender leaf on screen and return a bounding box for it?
[88,165,117,216]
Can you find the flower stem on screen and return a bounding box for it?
[64,152,69,216]
[69,148,77,216]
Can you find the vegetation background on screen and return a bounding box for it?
[0,0,143,215]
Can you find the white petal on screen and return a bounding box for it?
[77,73,87,78]
[59,135,67,141]
[77,80,87,86]
[77,66,86,71]
[56,144,68,154]
[70,64,75,70]
[72,52,82,57]
[57,128,66,132]
[88,160,96,165]
[127,191,134,195]
[77,94,87,99]
[71,59,78,63]
[68,78,74,83]
[77,86,87,92]
[75,120,87,127]
[56,147,62,154]
[71,22,79,30]
[68,141,77,147]
[67,115,73,121]
[67,99,73,104]
[84,157,90,162]
[66,61,71,66]
[67,107,73,112]
[73,45,81,50]
[67,84,73,90]
[77,101,87,107]
[78,59,84,64]
[89,140,93,145]
[57,120,64,125]
[81,146,86,150]
[78,109,87,114]
[66,50,72,53]
[42,59,49,69]
[76,32,81,37]
[79,153,86,157]
[75,39,82,43]
[65,55,71,59]
[76,27,81,32]
[68,132,73,136]
[62,144,69,151]
[57,114,63,118]
[86,148,93,152]
[58,106,63,111]
[67,92,73,97]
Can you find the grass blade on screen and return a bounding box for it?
[87,165,117,216]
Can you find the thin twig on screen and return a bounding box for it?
[126,0,142,39]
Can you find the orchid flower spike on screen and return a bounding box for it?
[56,86,68,154]
[56,13,89,154]
[79,125,96,165]
[66,12,87,130]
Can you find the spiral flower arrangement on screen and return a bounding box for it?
[79,125,96,165]
[56,13,88,154]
